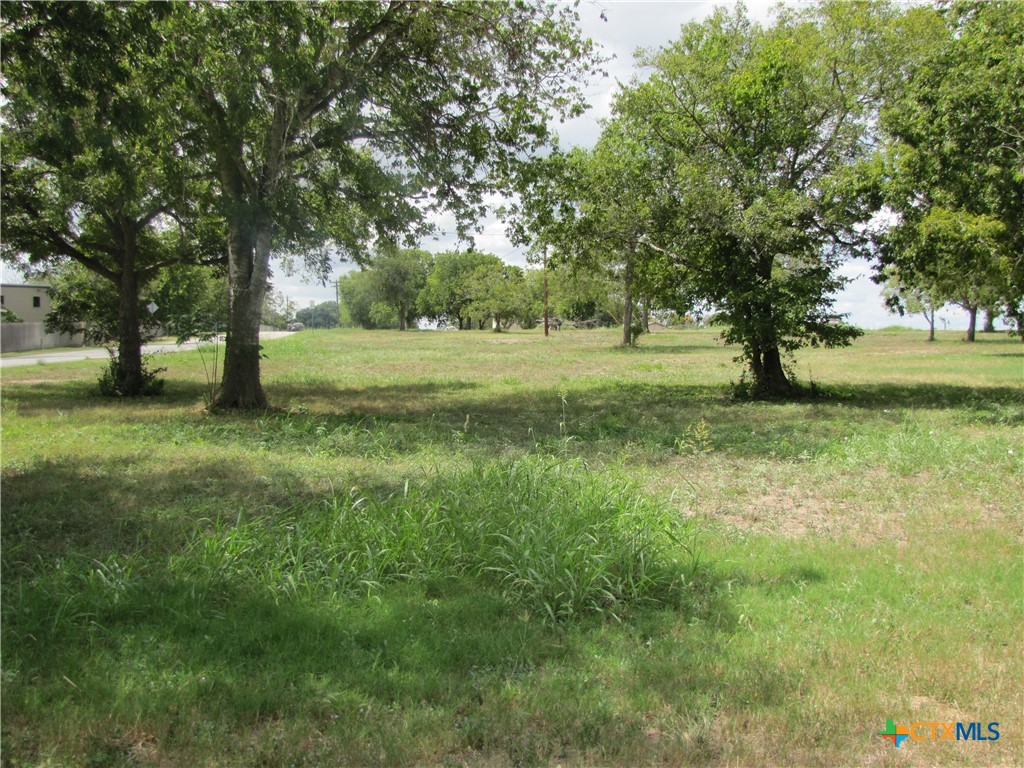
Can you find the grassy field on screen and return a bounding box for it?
[2,327,1021,767]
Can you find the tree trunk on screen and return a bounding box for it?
[622,253,634,346]
[115,252,145,396]
[965,305,978,342]
[399,301,408,331]
[982,308,996,333]
[642,298,650,333]
[926,307,935,342]
[751,344,792,397]
[215,220,270,409]
[543,249,549,338]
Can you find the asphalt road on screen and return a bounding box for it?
[0,331,294,369]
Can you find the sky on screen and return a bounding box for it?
[273,2,979,331]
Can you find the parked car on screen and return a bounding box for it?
[286,322,305,332]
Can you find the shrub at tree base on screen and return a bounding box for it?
[96,354,166,398]
[187,458,697,624]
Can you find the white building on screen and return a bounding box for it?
[0,283,85,353]
[0,283,51,323]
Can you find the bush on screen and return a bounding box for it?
[97,354,166,397]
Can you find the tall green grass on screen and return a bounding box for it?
[2,457,704,765]
[180,458,695,623]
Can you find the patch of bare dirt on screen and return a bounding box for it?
[715,488,868,540]
[722,497,913,546]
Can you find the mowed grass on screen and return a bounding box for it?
[1,327,1021,767]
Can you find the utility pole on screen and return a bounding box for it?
[334,279,342,326]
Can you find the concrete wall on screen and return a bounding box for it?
[1,322,86,353]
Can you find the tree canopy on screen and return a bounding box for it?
[875,0,1024,338]
[1,1,223,395]
[611,2,906,395]
[160,1,598,407]
[369,248,431,332]
[419,251,506,330]
[295,301,341,330]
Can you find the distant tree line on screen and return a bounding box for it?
[334,246,667,332]
[294,301,340,331]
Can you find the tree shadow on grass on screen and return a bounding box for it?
[265,377,1022,422]
[0,378,213,416]
[4,378,1021,471]
[0,454,384,571]
[268,378,482,408]
[2,454,760,767]
[820,382,1024,412]
[0,377,482,420]
[1,561,750,766]
[298,378,1024,460]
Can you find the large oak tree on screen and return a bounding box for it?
[165,2,598,408]
[615,3,910,395]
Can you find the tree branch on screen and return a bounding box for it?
[46,231,120,282]
[201,88,259,194]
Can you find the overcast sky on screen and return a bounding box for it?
[277,1,979,331]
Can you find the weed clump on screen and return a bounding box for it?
[186,458,697,623]
[96,353,166,397]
